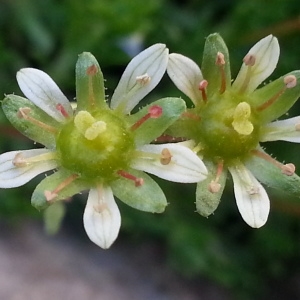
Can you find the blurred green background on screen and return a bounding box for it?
[1,0,300,298]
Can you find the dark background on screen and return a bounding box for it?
[1,0,300,299]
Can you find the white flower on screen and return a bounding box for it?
[1,44,207,248]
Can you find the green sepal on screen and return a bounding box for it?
[251,70,300,124]
[43,201,65,235]
[111,168,167,213]
[2,95,59,149]
[245,153,300,198]
[201,33,231,98]
[31,169,88,210]
[127,97,186,146]
[196,160,227,217]
[76,52,107,112]
[164,107,200,141]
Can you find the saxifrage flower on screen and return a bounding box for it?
[167,34,300,228]
[0,44,207,248]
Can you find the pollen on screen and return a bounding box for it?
[232,102,254,135]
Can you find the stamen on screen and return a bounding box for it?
[198,80,208,102]
[208,160,223,193]
[17,107,57,134]
[181,112,201,121]
[86,64,98,107]
[117,170,144,187]
[252,149,295,176]
[44,174,79,202]
[238,54,257,94]
[56,104,70,118]
[160,148,172,165]
[13,151,57,167]
[256,75,297,112]
[130,105,163,131]
[216,52,226,94]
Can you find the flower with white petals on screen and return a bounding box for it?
[167,33,300,228]
[0,44,207,249]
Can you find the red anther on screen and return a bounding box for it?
[149,105,163,118]
[131,105,163,131]
[86,64,98,75]
[56,104,69,118]
[117,170,144,187]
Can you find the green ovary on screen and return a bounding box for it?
[194,92,260,161]
[56,110,135,181]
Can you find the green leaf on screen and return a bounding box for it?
[43,201,65,235]
[196,160,227,217]
[76,52,107,112]
[111,168,167,213]
[31,169,89,210]
[245,153,300,198]
[2,95,59,149]
[251,70,300,124]
[201,33,231,97]
[127,97,186,146]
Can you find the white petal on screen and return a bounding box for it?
[232,35,279,93]
[83,185,121,249]
[131,143,208,183]
[110,44,168,114]
[0,149,58,188]
[17,68,73,122]
[167,53,203,105]
[261,116,300,143]
[228,163,270,228]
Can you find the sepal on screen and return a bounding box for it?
[43,202,65,235]
[201,33,231,97]
[251,70,300,124]
[128,97,186,146]
[76,52,106,111]
[196,160,227,217]
[31,169,88,210]
[245,153,300,197]
[111,169,167,213]
[2,95,59,148]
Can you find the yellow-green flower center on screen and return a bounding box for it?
[56,109,135,181]
[192,90,260,161]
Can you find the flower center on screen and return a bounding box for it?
[195,90,260,161]
[56,109,135,181]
